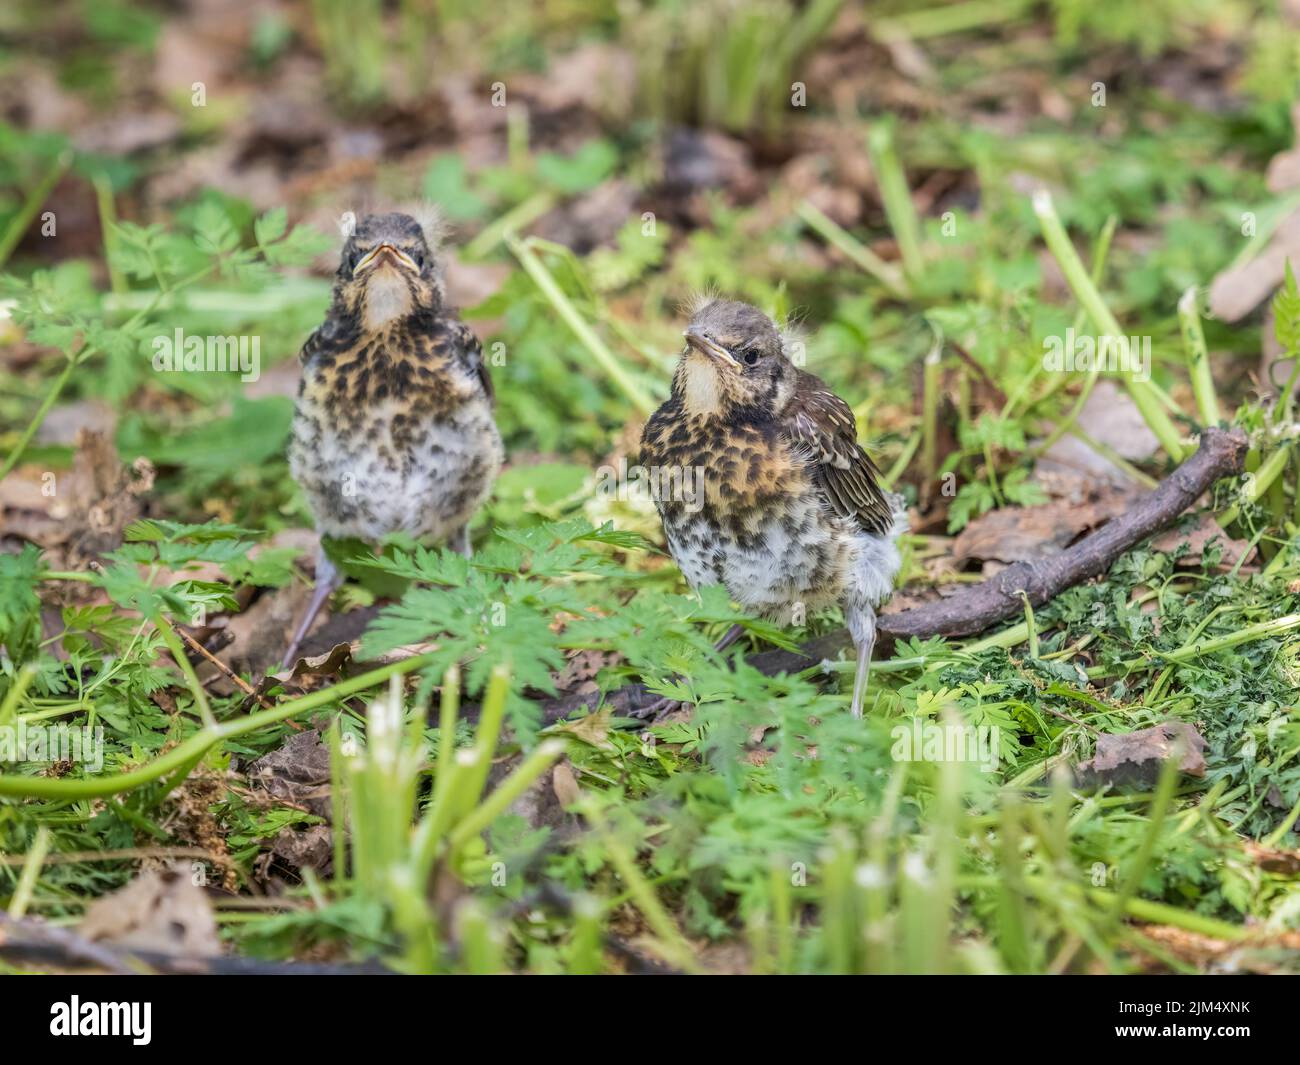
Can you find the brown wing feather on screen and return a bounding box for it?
[463,323,495,406]
[782,372,894,537]
[443,319,494,406]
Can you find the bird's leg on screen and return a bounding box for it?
[449,525,472,559]
[282,548,343,669]
[846,604,877,719]
[630,624,746,720]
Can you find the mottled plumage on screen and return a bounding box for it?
[639,299,906,717]
[283,212,503,665]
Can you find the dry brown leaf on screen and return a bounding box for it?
[953,488,1132,565]
[270,825,333,872]
[551,760,582,807]
[78,866,220,958]
[1150,512,1253,569]
[247,729,333,819]
[1075,722,1207,789]
[552,706,615,750]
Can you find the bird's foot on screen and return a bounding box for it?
[627,695,691,721]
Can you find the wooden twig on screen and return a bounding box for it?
[0,846,214,868]
[878,426,1246,639]
[0,911,392,974]
[175,625,274,709]
[0,911,141,975]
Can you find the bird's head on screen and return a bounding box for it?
[335,212,444,331]
[675,298,793,418]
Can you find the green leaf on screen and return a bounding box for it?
[0,545,42,657]
[1273,259,1300,356]
[124,519,265,544]
[254,207,288,247]
[536,140,617,195]
[192,200,240,256]
[422,156,490,222]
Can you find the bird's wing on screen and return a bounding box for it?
[781,375,895,537]
[298,322,331,365]
[298,312,353,365]
[448,319,495,405]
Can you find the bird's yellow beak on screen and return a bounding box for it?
[683,326,739,368]
[353,243,419,277]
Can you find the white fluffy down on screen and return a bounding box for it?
[666,494,907,632]
[293,402,502,543]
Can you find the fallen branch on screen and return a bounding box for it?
[879,425,1247,639]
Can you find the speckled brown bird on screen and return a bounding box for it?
[282,212,503,666]
[639,298,907,717]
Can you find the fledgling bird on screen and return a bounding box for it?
[282,211,503,666]
[639,299,907,718]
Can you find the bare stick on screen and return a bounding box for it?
[878,426,1246,639]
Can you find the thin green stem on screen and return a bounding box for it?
[795,199,910,298]
[1018,592,1038,659]
[0,652,437,799]
[1218,443,1291,528]
[0,357,78,481]
[1103,749,1180,935]
[464,191,556,260]
[1086,613,1300,678]
[447,740,565,850]
[1178,287,1220,427]
[0,150,72,270]
[1032,190,1185,462]
[921,340,942,498]
[507,234,655,415]
[874,0,1032,40]
[93,172,126,296]
[867,120,925,284]
[581,801,702,973]
[153,615,216,730]
[8,827,50,918]
[882,428,921,489]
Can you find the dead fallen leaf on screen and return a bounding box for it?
[953,487,1132,565]
[1150,512,1253,569]
[78,865,220,958]
[553,648,622,698]
[219,581,313,678]
[551,760,582,807]
[34,400,116,446]
[1074,722,1207,789]
[1135,922,1300,974]
[270,825,333,873]
[1210,103,1300,323]
[73,111,181,155]
[662,128,760,202]
[1243,841,1300,874]
[551,706,615,750]
[269,642,353,686]
[1032,382,1159,498]
[61,429,155,559]
[482,754,573,833]
[247,729,333,819]
[535,179,639,253]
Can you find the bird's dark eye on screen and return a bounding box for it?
[345,247,361,271]
[742,348,760,366]
[412,249,425,270]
